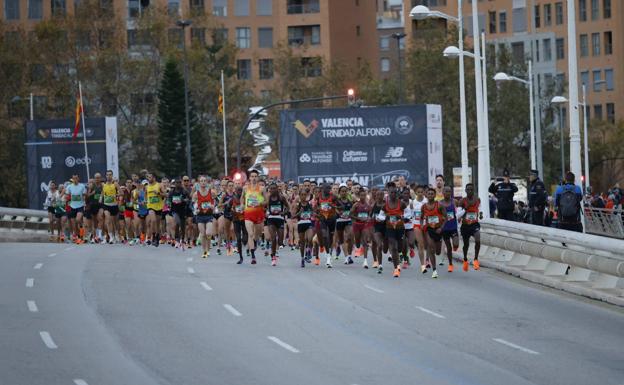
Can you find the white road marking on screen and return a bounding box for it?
[416,306,446,319]
[34,263,43,270]
[27,300,38,312]
[48,253,57,257]
[187,267,195,274]
[337,270,347,276]
[73,379,89,385]
[200,281,213,291]
[39,331,58,349]
[223,304,242,317]
[186,257,193,262]
[493,338,540,355]
[364,284,384,294]
[26,278,34,288]
[267,336,300,353]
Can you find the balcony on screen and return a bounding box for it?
[287,0,320,15]
[288,25,320,46]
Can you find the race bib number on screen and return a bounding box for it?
[104,195,115,204]
[427,215,440,225]
[466,212,478,221]
[320,202,331,211]
[414,210,421,221]
[301,211,311,220]
[447,211,455,220]
[388,215,399,225]
[270,205,281,214]
[172,195,182,204]
[376,212,386,221]
[357,212,368,220]
[149,196,160,204]
[235,205,244,213]
[247,196,258,207]
[93,193,101,201]
[341,210,350,219]
[200,202,212,210]
[71,194,82,202]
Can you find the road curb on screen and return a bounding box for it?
[0,231,50,243]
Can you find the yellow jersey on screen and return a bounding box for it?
[146,182,164,211]
[102,183,117,206]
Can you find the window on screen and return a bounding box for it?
[580,34,588,57]
[555,2,563,25]
[190,0,204,15]
[543,38,552,61]
[556,73,565,94]
[288,25,320,46]
[4,0,19,19]
[234,0,249,16]
[606,103,615,123]
[593,105,603,120]
[213,28,228,44]
[287,0,320,14]
[556,38,564,60]
[579,0,587,21]
[581,71,589,86]
[301,57,322,77]
[591,0,599,20]
[380,36,390,50]
[603,0,611,18]
[236,27,251,48]
[258,27,273,48]
[593,70,602,91]
[489,11,496,33]
[592,33,600,56]
[51,0,66,16]
[168,28,183,48]
[381,58,390,72]
[258,59,273,79]
[28,0,43,19]
[128,0,140,17]
[499,11,507,33]
[213,0,227,16]
[511,42,524,64]
[605,69,613,90]
[535,40,540,62]
[191,27,206,46]
[534,5,540,28]
[604,31,612,55]
[544,4,552,25]
[127,29,148,48]
[356,25,361,36]
[167,0,179,16]
[237,59,251,80]
[512,7,527,32]
[257,0,272,15]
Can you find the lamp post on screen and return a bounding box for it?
[176,19,193,177]
[493,60,536,170]
[410,2,469,195]
[566,0,582,185]
[391,32,406,104]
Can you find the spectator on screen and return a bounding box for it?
[528,169,548,226]
[488,169,518,221]
[554,171,583,233]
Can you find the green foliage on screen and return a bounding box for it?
[157,57,186,177]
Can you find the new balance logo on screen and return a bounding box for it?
[385,147,404,158]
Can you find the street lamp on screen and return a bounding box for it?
[176,19,192,177]
[493,60,536,171]
[391,32,407,104]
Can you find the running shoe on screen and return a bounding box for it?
[271,256,277,266]
[402,261,408,270]
[421,265,427,274]
[463,260,469,272]
[314,257,320,265]
[377,265,383,274]
[426,259,431,269]
[237,258,243,265]
[344,256,354,265]
[363,259,369,269]
[264,250,269,257]
[393,268,400,278]
[300,258,305,268]
[202,251,208,259]
[326,257,332,268]
[438,260,444,266]
[354,247,363,257]
[372,261,379,269]
[409,248,415,258]
[387,256,392,262]
[448,264,454,273]
[336,247,341,257]
[217,248,222,255]
[473,260,480,270]
[251,258,257,265]
[432,270,439,279]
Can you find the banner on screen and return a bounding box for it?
[24,117,118,209]
[280,105,443,187]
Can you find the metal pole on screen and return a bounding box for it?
[397,37,402,104]
[472,0,489,218]
[559,108,565,181]
[78,81,90,180]
[567,0,582,185]
[29,93,34,121]
[528,60,536,169]
[582,84,590,192]
[181,24,192,178]
[481,32,491,186]
[458,0,469,193]
[535,77,544,177]
[221,70,228,176]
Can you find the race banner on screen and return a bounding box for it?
[279,104,442,187]
[24,117,118,209]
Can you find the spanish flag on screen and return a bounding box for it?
[72,96,82,139]
[218,93,223,114]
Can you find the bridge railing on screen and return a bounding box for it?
[583,207,624,239]
[0,207,49,232]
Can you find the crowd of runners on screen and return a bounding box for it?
[43,170,483,278]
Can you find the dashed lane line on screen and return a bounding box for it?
[39,331,58,349]
[34,263,43,270]
[200,282,213,291]
[267,336,300,353]
[493,338,540,355]
[26,278,34,288]
[27,300,38,312]
[223,304,242,317]
[364,284,384,294]
[415,306,446,319]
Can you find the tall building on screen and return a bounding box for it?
[404,0,622,122]
[376,0,405,80]
[0,0,379,94]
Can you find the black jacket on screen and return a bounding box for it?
[528,179,547,208]
[489,182,518,211]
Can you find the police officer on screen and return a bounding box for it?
[527,169,548,226]
[489,169,518,221]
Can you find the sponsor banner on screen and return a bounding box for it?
[25,117,118,209]
[280,105,442,187]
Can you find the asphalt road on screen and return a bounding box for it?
[2,242,623,385]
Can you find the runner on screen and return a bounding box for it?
[439,186,459,272]
[242,170,265,265]
[336,185,354,265]
[294,189,314,268]
[316,183,338,268]
[351,188,372,269]
[102,170,120,244]
[192,176,215,258]
[266,183,289,266]
[421,187,446,278]
[87,173,104,243]
[168,179,190,247]
[131,180,148,245]
[65,174,87,244]
[122,179,135,243]
[400,188,415,270]
[384,182,407,278]
[218,180,236,256]
[458,183,481,271]
[411,185,429,273]
[230,186,248,264]
[145,173,165,246]
[44,181,58,240]
[371,189,387,273]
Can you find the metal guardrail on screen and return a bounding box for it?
[0,207,49,231]
[583,207,624,239]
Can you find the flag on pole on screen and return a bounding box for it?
[218,93,224,114]
[72,95,83,139]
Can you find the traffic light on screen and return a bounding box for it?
[347,88,355,106]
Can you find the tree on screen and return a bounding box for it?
[588,119,624,193]
[157,58,186,177]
